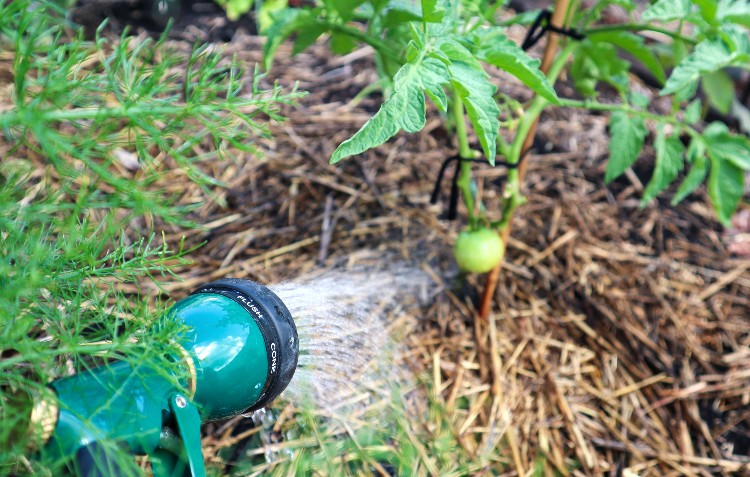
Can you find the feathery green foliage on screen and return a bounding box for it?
[0,1,300,473]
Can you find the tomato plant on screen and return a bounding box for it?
[262,0,558,265]
[262,0,750,251]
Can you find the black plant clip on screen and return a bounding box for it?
[430,155,467,221]
[430,150,533,221]
[521,9,585,51]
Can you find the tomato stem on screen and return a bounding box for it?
[451,90,477,226]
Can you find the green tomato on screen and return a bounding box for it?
[453,227,505,273]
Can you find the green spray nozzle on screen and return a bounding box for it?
[26,278,299,477]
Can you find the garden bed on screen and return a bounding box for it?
[11,2,750,475]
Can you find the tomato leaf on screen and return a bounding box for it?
[694,0,718,22]
[220,0,254,20]
[382,1,422,27]
[433,38,499,162]
[684,99,703,124]
[708,155,745,225]
[471,28,558,104]
[701,70,735,114]
[292,23,329,55]
[661,27,750,95]
[324,0,366,22]
[263,8,318,71]
[570,41,630,96]
[642,128,685,204]
[605,111,647,183]
[589,31,666,84]
[330,51,450,163]
[256,0,288,33]
[717,0,750,28]
[642,0,693,22]
[330,31,358,54]
[448,60,499,163]
[703,123,750,170]
[421,0,445,23]
[671,139,708,205]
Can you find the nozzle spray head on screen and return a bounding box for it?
[174,278,299,420]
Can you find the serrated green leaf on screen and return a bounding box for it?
[570,41,630,96]
[717,0,750,27]
[694,0,718,22]
[642,0,692,22]
[325,0,366,22]
[471,28,558,103]
[671,140,708,204]
[704,120,730,137]
[702,69,735,114]
[421,0,445,23]
[605,111,648,182]
[687,135,708,165]
[631,92,650,108]
[448,61,499,163]
[434,37,499,162]
[684,99,702,124]
[221,0,254,20]
[437,37,483,70]
[292,23,328,55]
[673,37,689,65]
[589,31,666,84]
[661,38,732,95]
[642,129,685,204]
[257,0,287,33]
[382,1,423,27]
[675,78,700,103]
[330,31,358,54]
[704,124,750,170]
[330,54,449,163]
[263,8,317,71]
[708,155,745,225]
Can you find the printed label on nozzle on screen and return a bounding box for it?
[233,292,279,376]
[235,293,263,320]
[270,342,277,374]
[196,287,279,377]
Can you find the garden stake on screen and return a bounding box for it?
[21,279,299,477]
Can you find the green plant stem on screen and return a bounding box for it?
[509,42,578,162]
[451,91,476,225]
[585,23,697,44]
[556,97,701,137]
[492,41,578,231]
[348,78,385,108]
[328,23,402,63]
[328,22,402,83]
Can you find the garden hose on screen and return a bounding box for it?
[23,278,299,477]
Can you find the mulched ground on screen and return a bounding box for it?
[60,3,750,475]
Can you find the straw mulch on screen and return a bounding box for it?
[48,5,750,475]
[137,31,750,475]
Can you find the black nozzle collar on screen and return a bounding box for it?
[190,279,298,412]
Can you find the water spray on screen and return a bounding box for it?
[20,278,299,477]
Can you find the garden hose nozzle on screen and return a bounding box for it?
[27,279,298,477]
